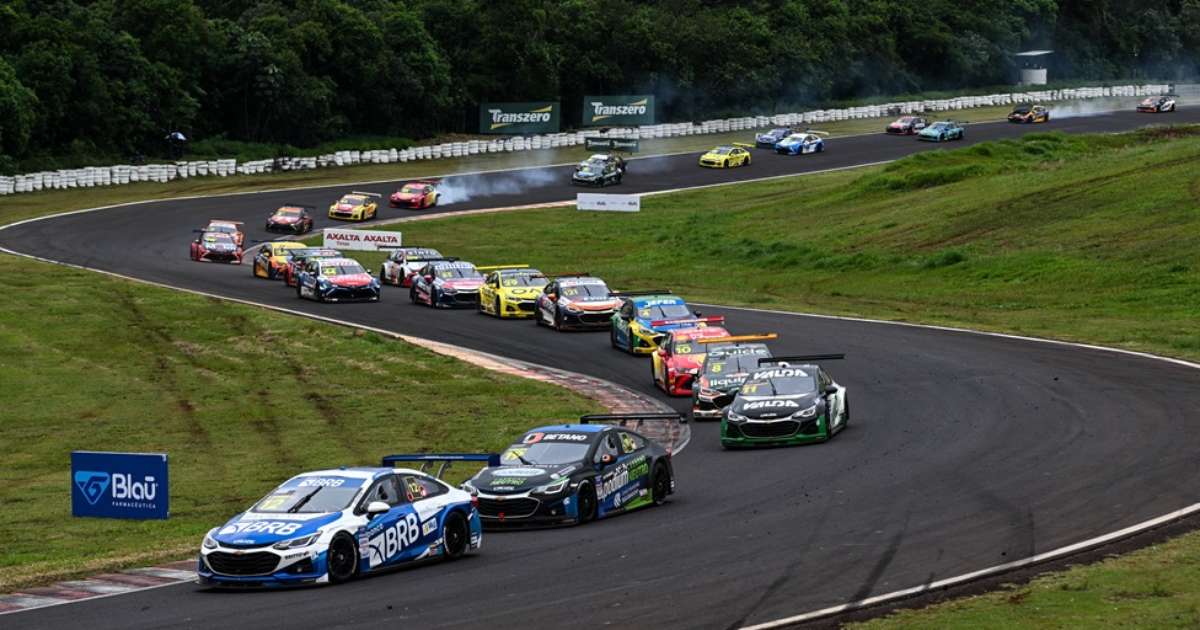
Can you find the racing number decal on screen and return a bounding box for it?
[741,383,760,394]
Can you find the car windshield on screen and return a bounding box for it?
[897,117,914,123]
[208,224,237,233]
[769,128,788,135]
[275,208,302,217]
[741,367,818,396]
[204,234,234,245]
[710,147,732,155]
[785,134,806,142]
[339,197,364,206]
[929,123,949,130]
[1012,105,1031,113]
[637,302,691,321]
[560,282,609,299]
[704,348,769,376]
[500,442,590,466]
[437,266,481,279]
[397,248,440,261]
[252,476,366,514]
[500,271,545,287]
[400,184,425,194]
[321,263,365,276]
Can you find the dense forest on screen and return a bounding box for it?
[1,0,1198,170]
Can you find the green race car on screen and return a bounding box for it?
[721,354,848,448]
[917,120,964,142]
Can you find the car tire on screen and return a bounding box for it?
[409,287,418,304]
[610,326,619,349]
[651,463,670,506]
[554,309,563,331]
[379,268,388,283]
[442,511,469,559]
[843,397,850,428]
[327,533,358,583]
[577,482,598,524]
[495,297,502,318]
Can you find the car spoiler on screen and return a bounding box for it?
[696,333,778,344]
[732,142,755,148]
[350,191,382,198]
[758,354,845,366]
[549,271,590,278]
[476,264,530,271]
[405,179,442,185]
[609,289,671,297]
[210,219,245,225]
[650,316,725,327]
[579,412,690,454]
[279,204,316,211]
[804,128,830,136]
[381,453,500,479]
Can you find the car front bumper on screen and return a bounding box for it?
[476,491,579,529]
[720,417,827,447]
[197,547,329,587]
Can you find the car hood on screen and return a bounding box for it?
[391,192,421,200]
[919,127,942,136]
[334,204,359,212]
[502,286,543,299]
[731,393,821,420]
[703,373,749,392]
[270,216,299,223]
[561,298,618,311]
[213,511,343,546]
[326,273,374,287]
[443,278,483,290]
[756,132,781,141]
[473,463,580,494]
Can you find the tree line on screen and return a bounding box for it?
[1,0,1197,171]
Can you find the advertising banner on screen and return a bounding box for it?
[322,228,402,251]
[479,102,560,134]
[583,95,655,126]
[583,137,641,152]
[71,451,169,520]
[577,193,641,212]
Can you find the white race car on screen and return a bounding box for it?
[197,462,483,587]
[379,246,446,287]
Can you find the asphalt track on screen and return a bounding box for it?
[4,109,1200,629]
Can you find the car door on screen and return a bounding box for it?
[399,474,452,556]
[617,430,652,506]
[539,281,558,322]
[480,272,498,311]
[360,474,423,571]
[819,368,844,431]
[614,300,634,344]
[653,332,673,385]
[299,261,318,296]
[593,432,625,517]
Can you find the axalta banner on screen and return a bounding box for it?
[479,102,560,134]
[583,95,655,126]
[323,228,402,251]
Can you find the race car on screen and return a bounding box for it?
[917,120,964,142]
[389,181,440,209]
[328,192,381,221]
[197,465,481,587]
[205,220,245,247]
[477,265,548,319]
[755,127,795,148]
[885,116,928,135]
[460,413,677,528]
[721,354,848,448]
[282,248,343,287]
[651,326,733,396]
[698,144,752,168]
[535,274,621,331]
[692,335,777,420]
[572,154,625,186]
[1008,104,1050,123]
[1137,95,1177,113]
[774,131,826,155]
[295,257,381,303]
[190,231,243,264]
[379,246,446,287]
[410,260,484,308]
[265,205,315,234]
[252,241,308,280]
[609,291,718,355]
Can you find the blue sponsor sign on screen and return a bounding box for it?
[71,451,169,520]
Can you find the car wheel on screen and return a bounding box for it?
[379,268,388,283]
[577,483,598,524]
[495,297,502,318]
[610,326,619,349]
[554,309,564,331]
[442,511,469,559]
[651,463,670,506]
[816,143,823,153]
[628,332,636,354]
[939,134,945,142]
[327,534,358,583]
[409,288,418,304]
[843,397,850,428]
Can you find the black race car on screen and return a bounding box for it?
[721,354,849,448]
[1137,95,1177,113]
[461,413,678,528]
[691,335,776,420]
[571,154,626,186]
[534,274,621,330]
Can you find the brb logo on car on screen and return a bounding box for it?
[71,451,169,520]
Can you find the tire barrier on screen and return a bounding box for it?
[0,84,1172,197]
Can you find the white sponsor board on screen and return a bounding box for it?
[576,193,640,212]
[322,228,402,251]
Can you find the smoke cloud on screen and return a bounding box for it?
[435,167,562,205]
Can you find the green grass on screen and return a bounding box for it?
[0,254,599,591]
[332,125,1200,363]
[848,530,1200,629]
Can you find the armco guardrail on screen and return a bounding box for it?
[0,84,1171,197]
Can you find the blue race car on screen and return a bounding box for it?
[198,464,482,587]
[917,120,965,142]
[609,290,723,355]
[460,414,678,528]
[774,131,825,155]
[755,127,795,148]
[295,257,381,303]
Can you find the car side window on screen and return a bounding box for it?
[618,431,644,454]
[362,475,406,508]
[818,369,832,390]
[594,433,620,463]
[620,301,634,319]
[399,474,447,501]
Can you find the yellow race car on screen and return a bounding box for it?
[699,143,753,168]
[477,265,548,318]
[251,241,309,280]
[328,191,381,221]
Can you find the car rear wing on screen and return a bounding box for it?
[579,412,690,455]
[549,271,590,278]
[279,204,316,211]
[696,333,777,344]
[210,219,245,225]
[609,289,672,297]
[350,191,382,198]
[804,128,830,136]
[732,142,755,148]
[476,264,530,271]
[758,353,845,366]
[650,316,725,327]
[381,453,500,479]
[405,178,442,185]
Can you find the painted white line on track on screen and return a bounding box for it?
[0,578,190,617]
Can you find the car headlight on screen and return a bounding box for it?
[726,411,748,423]
[791,404,819,419]
[442,286,457,294]
[272,531,322,550]
[533,479,569,496]
[202,530,219,549]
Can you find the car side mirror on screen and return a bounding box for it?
[824,385,838,395]
[366,501,390,516]
[598,453,614,465]
[693,310,703,317]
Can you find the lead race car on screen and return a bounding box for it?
[885,116,927,135]
[389,180,441,209]
[197,465,481,587]
[609,290,719,355]
[1008,104,1050,123]
[698,144,753,168]
[457,413,679,528]
[571,154,626,186]
[264,205,315,234]
[721,354,849,448]
[692,334,777,420]
[1137,95,1177,113]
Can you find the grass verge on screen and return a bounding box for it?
[0,254,599,591]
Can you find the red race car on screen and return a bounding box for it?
[265,204,315,234]
[190,231,243,264]
[282,247,343,287]
[204,219,245,247]
[651,322,731,396]
[389,180,441,209]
